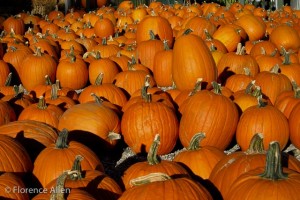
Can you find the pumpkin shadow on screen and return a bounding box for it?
[218,67,236,85]
[175,162,224,200]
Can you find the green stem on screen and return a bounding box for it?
[94,73,104,85]
[187,133,205,151]
[55,129,69,149]
[211,81,222,95]
[37,96,47,109]
[4,72,12,86]
[245,80,256,94]
[188,78,202,97]
[257,95,267,108]
[70,155,84,180]
[245,133,265,154]
[183,28,193,36]
[270,64,280,74]
[50,84,58,100]
[259,141,288,180]
[147,134,161,165]
[130,172,171,187]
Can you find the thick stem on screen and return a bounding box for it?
[187,133,205,151]
[50,170,79,200]
[91,93,104,104]
[70,155,84,180]
[188,78,202,97]
[270,64,280,74]
[281,47,291,65]
[257,95,267,108]
[50,84,58,100]
[129,172,171,187]
[94,73,104,85]
[107,132,121,141]
[141,75,151,100]
[149,30,156,40]
[162,40,170,51]
[147,134,161,165]
[243,68,251,76]
[4,73,12,86]
[37,96,47,109]
[245,80,256,94]
[45,75,52,85]
[245,133,265,154]
[211,81,222,95]
[259,141,288,180]
[55,129,69,149]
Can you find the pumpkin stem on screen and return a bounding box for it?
[4,72,12,86]
[245,133,265,154]
[162,40,170,50]
[91,93,104,104]
[183,28,193,36]
[50,84,59,100]
[94,73,104,85]
[55,129,69,149]
[211,81,222,95]
[257,95,267,108]
[270,64,280,74]
[236,43,245,55]
[102,37,107,45]
[252,86,262,98]
[141,75,151,100]
[34,47,43,57]
[243,68,251,76]
[245,80,256,94]
[107,131,121,141]
[204,29,213,41]
[50,170,79,200]
[70,155,84,180]
[147,134,161,165]
[149,30,156,40]
[281,47,291,65]
[188,78,203,97]
[129,172,171,187]
[259,141,288,180]
[37,96,47,109]
[45,75,52,85]
[291,81,300,98]
[187,132,206,151]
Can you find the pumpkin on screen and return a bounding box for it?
[179,82,239,150]
[121,91,179,155]
[289,102,300,149]
[94,15,115,38]
[33,129,104,188]
[58,96,121,152]
[119,172,213,200]
[19,47,57,91]
[18,96,64,129]
[172,30,217,90]
[225,142,300,200]
[173,133,225,179]
[33,170,97,200]
[136,15,173,48]
[236,95,289,151]
[0,60,11,87]
[121,134,190,190]
[84,51,120,84]
[0,120,58,162]
[269,24,300,53]
[0,134,33,174]
[254,64,292,105]
[0,173,29,200]
[217,43,259,85]
[45,155,122,200]
[224,68,253,93]
[136,30,164,71]
[56,53,89,90]
[152,40,174,88]
[0,99,16,126]
[3,15,25,35]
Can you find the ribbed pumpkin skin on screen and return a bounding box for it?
[19,51,57,91]
[236,105,289,151]
[225,167,300,200]
[179,90,239,150]
[121,102,179,155]
[119,176,213,200]
[33,141,103,188]
[289,102,300,149]
[0,173,29,200]
[172,34,217,90]
[0,134,33,173]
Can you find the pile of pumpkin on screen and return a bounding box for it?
[0,0,300,199]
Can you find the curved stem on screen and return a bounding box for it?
[147,134,161,165]
[245,133,265,154]
[211,81,222,95]
[91,93,104,104]
[129,172,171,187]
[259,141,288,180]
[187,133,205,151]
[107,132,121,141]
[94,73,104,85]
[50,170,79,200]
[55,129,69,149]
[70,155,84,180]
[188,78,202,97]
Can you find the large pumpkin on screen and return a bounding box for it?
[172,31,217,90]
